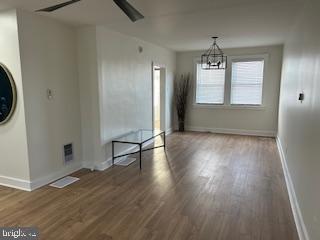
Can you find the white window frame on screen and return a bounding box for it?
[193,54,268,110]
[194,60,226,105]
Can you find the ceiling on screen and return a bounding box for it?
[0,0,304,51]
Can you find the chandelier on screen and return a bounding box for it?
[201,37,227,70]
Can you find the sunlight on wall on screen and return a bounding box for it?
[153,69,161,130]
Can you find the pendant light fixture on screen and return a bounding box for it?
[201,37,227,70]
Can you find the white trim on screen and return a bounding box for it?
[94,158,113,171]
[152,61,167,132]
[185,126,276,137]
[166,128,173,135]
[1,129,170,191]
[96,145,139,171]
[193,53,270,107]
[86,133,166,172]
[82,142,142,171]
[193,59,226,105]
[0,175,32,191]
[30,162,83,191]
[228,53,269,61]
[276,137,310,240]
[82,161,94,170]
[229,55,268,106]
[0,162,83,191]
[192,103,266,110]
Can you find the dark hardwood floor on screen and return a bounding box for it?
[0,132,298,240]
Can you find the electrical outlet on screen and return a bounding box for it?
[314,216,319,223]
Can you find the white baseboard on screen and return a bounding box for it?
[0,162,83,191]
[0,175,32,191]
[95,158,113,171]
[82,161,94,170]
[276,137,310,240]
[87,135,164,172]
[185,125,276,137]
[30,162,83,191]
[166,128,173,135]
[93,145,140,171]
[1,129,170,191]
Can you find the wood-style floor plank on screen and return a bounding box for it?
[0,132,298,240]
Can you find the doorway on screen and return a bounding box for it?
[152,64,165,131]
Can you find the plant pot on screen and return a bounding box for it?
[178,121,185,132]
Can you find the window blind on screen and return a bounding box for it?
[231,60,264,105]
[196,63,225,104]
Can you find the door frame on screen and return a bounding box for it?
[151,61,166,131]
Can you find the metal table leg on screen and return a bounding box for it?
[139,143,142,170]
[112,141,115,166]
[112,130,166,170]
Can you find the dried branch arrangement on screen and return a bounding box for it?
[174,74,191,132]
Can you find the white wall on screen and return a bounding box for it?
[78,26,176,169]
[96,27,176,142]
[0,9,31,187]
[17,10,82,186]
[0,10,175,188]
[278,0,320,239]
[176,45,283,136]
[76,27,103,169]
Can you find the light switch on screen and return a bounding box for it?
[298,92,304,103]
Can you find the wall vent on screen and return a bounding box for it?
[64,143,74,163]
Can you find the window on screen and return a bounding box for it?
[231,60,264,105]
[195,63,225,104]
[194,55,266,107]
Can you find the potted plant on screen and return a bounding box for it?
[174,74,191,132]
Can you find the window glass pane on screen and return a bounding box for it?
[231,60,264,105]
[196,63,225,104]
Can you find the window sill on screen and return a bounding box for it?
[192,103,266,110]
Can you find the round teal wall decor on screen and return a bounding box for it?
[0,63,17,125]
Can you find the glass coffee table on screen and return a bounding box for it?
[112,129,166,169]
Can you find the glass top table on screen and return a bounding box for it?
[113,129,163,144]
[112,129,166,169]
